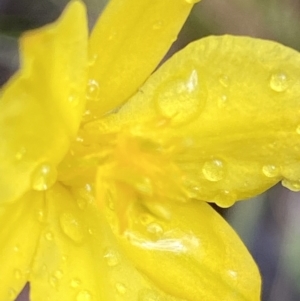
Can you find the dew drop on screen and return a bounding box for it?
[262,165,280,178]
[270,72,288,92]
[219,74,230,88]
[76,290,92,301]
[282,179,300,191]
[8,288,17,300]
[152,20,163,30]
[31,162,57,191]
[138,289,161,301]
[202,159,225,182]
[155,70,204,125]
[49,276,58,288]
[15,147,26,160]
[86,79,100,101]
[146,223,164,235]
[185,0,200,3]
[115,283,127,295]
[59,212,84,243]
[103,248,120,267]
[70,278,81,289]
[218,94,228,108]
[36,209,45,222]
[214,190,236,208]
[68,94,79,106]
[45,231,54,241]
[14,269,22,280]
[54,270,63,279]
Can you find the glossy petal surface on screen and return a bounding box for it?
[0,191,43,301]
[95,35,300,207]
[106,199,261,301]
[30,184,190,301]
[87,0,198,118]
[0,0,88,204]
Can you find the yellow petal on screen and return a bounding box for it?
[101,191,261,301]
[0,191,43,301]
[94,35,300,206]
[86,0,199,119]
[0,0,88,204]
[29,184,188,301]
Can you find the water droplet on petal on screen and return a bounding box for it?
[270,72,288,92]
[14,269,22,279]
[152,20,163,30]
[54,270,63,279]
[60,212,84,243]
[138,289,161,301]
[262,165,280,178]
[36,209,45,222]
[219,74,230,88]
[282,179,300,191]
[15,147,26,160]
[218,94,228,108]
[76,290,92,301]
[146,223,164,235]
[8,288,17,300]
[202,159,225,181]
[155,70,205,125]
[68,94,79,106]
[214,190,236,207]
[70,278,81,289]
[103,248,120,267]
[45,231,54,241]
[86,79,100,101]
[115,283,127,295]
[49,275,58,288]
[185,0,200,3]
[32,162,57,191]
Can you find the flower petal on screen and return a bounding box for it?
[102,194,261,301]
[29,184,188,301]
[0,191,43,301]
[95,35,300,206]
[86,0,198,118]
[0,0,88,204]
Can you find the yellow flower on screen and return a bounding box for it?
[1,0,300,300]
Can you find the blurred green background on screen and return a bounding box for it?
[1,0,300,300]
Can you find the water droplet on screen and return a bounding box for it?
[214,190,236,207]
[68,94,79,106]
[88,228,94,235]
[282,179,300,191]
[185,0,200,3]
[270,72,288,92]
[31,162,57,191]
[45,231,54,241]
[14,269,22,279]
[115,283,127,295]
[262,165,280,178]
[36,209,45,222]
[227,269,238,280]
[15,147,26,160]
[77,198,87,210]
[152,20,163,30]
[138,289,161,301]
[54,270,63,279]
[202,159,225,182]
[296,125,300,135]
[155,70,205,125]
[103,248,120,267]
[146,223,164,235]
[70,278,81,288]
[49,275,58,288]
[86,79,100,101]
[218,94,228,108]
[76,290,92,301]
[13,245,20,252]
[219,74,230,88]
[60,212,84,243]
[8,288,17,300]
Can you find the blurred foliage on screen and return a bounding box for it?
[0,0,300,301]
